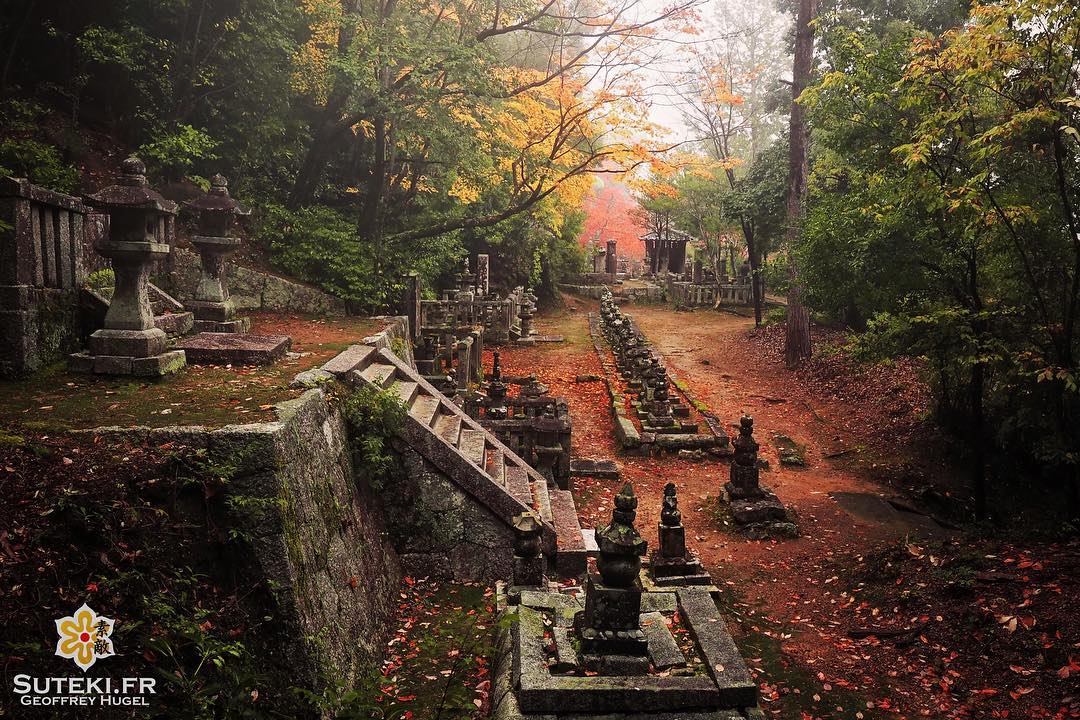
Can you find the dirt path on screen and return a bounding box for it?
[496,298,1006,719]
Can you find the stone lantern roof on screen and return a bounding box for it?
[85,157,178,215]
[186,174,250,217]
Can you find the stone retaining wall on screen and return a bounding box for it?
[167,247,346,316]
[78,388,402,688]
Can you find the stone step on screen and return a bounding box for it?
[504,465,534,507]
[360,362,398,389]
[321,344,376,375]
[458,428,487,468]
[391,380,419,406]
[409,394,441,427]
[432,413,462,446]
[485,447,505,486]
[550,489,587,578]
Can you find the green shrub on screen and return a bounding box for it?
[341,384,406,491]
[138,124,219,182]
[763,306,787,326]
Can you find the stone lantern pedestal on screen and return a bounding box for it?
[70,157,185,377]
[187,234,249,332]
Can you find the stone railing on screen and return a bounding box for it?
[669,280,751,307]
[0,178,93,376]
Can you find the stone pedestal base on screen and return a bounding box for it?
[581,653,650,675]
[87,327,167,358]
[577,575,648,656]
[69,349,186,377]
[649,552,711,586]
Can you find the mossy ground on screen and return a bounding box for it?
[0,312,380,431]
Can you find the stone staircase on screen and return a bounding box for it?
[320,342,587,577]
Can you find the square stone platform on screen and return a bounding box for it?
[493,586,760,719]
[175,332,291,365]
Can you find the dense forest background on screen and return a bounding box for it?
[0,0,691,307]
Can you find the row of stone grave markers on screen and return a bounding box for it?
[0,155,292,377]
[596,290,729,455]
[492,483,763,719]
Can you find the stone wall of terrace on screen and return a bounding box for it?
[82,387,403,689]
[168,246,346,316]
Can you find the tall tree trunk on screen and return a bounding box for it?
[287,0,362,208]
[783,0,817,369]
[970,358,987,520]
[722,166,763,325]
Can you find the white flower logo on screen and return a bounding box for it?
[55,603,115,671]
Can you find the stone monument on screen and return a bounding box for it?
[70,157,186,377]
[576,483,649,672]
[475,253,490,296]
[723,415,796,539]
[185,174,251,333]
[512,512,545,587]
[725,415,761,500]
[649,483,710,585]
[486,350,509,420]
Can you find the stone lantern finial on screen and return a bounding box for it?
[119,156,147,185]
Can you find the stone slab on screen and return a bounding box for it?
[69,350,186,377]
[194,317,251,334]
[155,311,194,337]
[676,588,758,708]
[641,612,685,670]
[569,459,620,480]
[131,350,187,377]
[88,327,167,358]
[581,528,599,556]
[321,344,376,376]
[176,333,291,365]
[551,627,580,673]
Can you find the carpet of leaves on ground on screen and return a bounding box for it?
[370,579,497,719]
[511,296,1080,719]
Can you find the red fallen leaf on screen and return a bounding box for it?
[85,582,98,593]
[1009,687,1034,700]
[972,688,999,695]
[348,576,358,589]
[199,620,213,632]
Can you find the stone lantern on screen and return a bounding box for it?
[185,174,251,333]
[512,512,545,587]
[485,351,508,420]
[71,157,185,376]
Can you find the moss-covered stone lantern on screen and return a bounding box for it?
[185,174,251,332]
[70,157,185,376]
